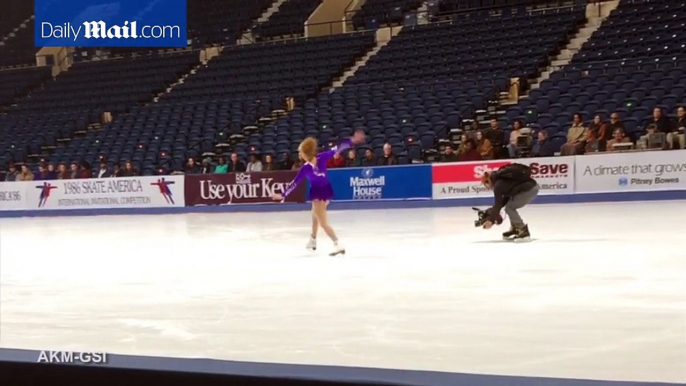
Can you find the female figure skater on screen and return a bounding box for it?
[272,130,366,255]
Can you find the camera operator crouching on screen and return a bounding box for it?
[481,163,540,242]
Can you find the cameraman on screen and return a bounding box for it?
[481,163,539,241]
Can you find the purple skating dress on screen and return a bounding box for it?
[282,140,352,202]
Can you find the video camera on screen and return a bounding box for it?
[472,207,503,227]
[472,207,488,227]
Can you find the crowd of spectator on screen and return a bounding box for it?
[2,106,684,181]
[555,106,686,155]
[1,160,139,182]
[438,106,685,163]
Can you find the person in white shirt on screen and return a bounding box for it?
[96,161,111,178]
[246,154,263,172]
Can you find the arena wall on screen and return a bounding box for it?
[1,150,684,217]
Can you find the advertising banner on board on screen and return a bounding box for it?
[432,158,574,199]
[0,182,28,210]
[184,171,305,206]
[575,150,686,193]
[328,165,432,201]
[23,176,185,210]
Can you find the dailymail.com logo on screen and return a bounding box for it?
[35,0,187,48]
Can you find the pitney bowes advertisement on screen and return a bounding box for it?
[432,158,574,199]
[576,150,686,193]
[328,165,432,201]
[184,171,306,206]
[24,176,185,210]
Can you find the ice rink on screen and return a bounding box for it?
[0,201,685,383]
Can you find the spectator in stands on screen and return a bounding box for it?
[669,106,685,149]
[639,124,666,150]
[263,154,276,171]
[246,154,263,172]
[200,158,213,174]
[476,130,494,160]
[113,164,124,178]
[360,149,376,167]
[18,165,34,181]
[228,153,246,173]
[441,144,459,163]
[291,159,302,171]
[327,152,345,168]
[467,121,479,140]
[507,119,524,158]
[561,113,587,156]
[532,130,555,157]
[121,161,137,177]
[606,128,631,152]
[457,134,469,155]
[487,119,505,158]
[644,107,672,134]
[69,162,80,179]
[214,156,229,173]
[278,152,294,171]
[34,164,50,181]
[46,164,57,180]
[57,164,70,179]
[96,161,111,178]
[606,113,626,144]
[184,158,200,174]
[378,143,398,166]
[458,139,481,162]
[585,115,607,153]
[79,162,93,179]
[5,164,18,182]
[345,149,361,167]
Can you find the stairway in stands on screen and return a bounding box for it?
[530,0,620,90]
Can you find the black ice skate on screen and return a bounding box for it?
[502,226,517,241]
[512,225,531,243]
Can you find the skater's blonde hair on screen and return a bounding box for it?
[298,137,317,163]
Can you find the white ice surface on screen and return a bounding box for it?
[0,201,685,383]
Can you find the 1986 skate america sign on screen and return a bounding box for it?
[184,171,306,206]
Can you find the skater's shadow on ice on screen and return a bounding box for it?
[472,238,610,244]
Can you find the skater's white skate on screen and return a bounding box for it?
[306,237,316,251]
[329,241,345,256]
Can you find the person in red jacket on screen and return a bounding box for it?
[78,161,93,178]
[326,151,345,168]
[458,138,482,162]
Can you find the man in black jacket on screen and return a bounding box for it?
[481,163,539,241]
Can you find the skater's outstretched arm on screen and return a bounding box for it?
[274,164,311,201]
[317,131,366,161]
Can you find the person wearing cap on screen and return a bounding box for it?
[201,157,213,174]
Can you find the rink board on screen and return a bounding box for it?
[0,348,682,386]
[0,150,685,216]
